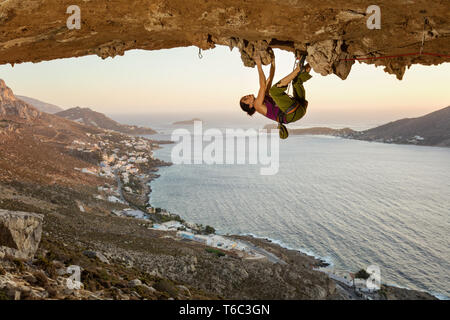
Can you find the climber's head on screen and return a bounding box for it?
[240,94,256,116]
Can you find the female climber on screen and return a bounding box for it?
[239,54,312,139]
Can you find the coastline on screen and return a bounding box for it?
[142,141,442,300]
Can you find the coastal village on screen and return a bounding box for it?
[67,130,268,261]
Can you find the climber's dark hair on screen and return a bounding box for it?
[240,97,256,116]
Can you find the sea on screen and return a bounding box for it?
[113,113,450,299]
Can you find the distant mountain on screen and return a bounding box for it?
[0,79,40,121]
[56,107,157,135]
[16,95,64,114]
[350,106,450,147]
[173,118,203,125]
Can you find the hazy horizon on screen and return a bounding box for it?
[1,46,449,128]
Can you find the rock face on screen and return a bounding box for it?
[0,1,449,80]
[0,210,44,260]
[83,250,110,264]
[0,80,40,121]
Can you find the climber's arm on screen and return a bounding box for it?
[254,56,267,109]
[265,60,275,94]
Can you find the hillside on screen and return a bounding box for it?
[0,79,337,300]
[350,106,450,147]
[0,80,107,185]
[266,107,450,148]
[16,95,64,114]
[173,118,203,125]
[0,79,40,121]
[56,107,156,135]
[0,79,437,301]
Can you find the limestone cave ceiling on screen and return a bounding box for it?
[0,0,449,80]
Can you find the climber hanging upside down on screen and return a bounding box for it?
[239,54,312,139]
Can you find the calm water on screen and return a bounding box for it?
[148,133,450,299]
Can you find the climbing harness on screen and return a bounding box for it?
[276,100,302,124]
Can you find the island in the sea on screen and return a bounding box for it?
[264,125,355,137]
[172,118,203,125]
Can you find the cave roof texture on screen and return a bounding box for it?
[0,0,449,80]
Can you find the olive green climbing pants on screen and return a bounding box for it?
[269,72,312,123]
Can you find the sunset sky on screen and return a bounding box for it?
[0,46,449,128]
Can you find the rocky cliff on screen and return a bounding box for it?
[0,80,40,121]
[0,210,43,260]
[0,1,449,80]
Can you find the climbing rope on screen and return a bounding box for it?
[287,53,308,95]
[340,17,450,61]
[287,55,298,96]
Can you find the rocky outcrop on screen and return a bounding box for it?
[56,107,156,135]
[15,95,64,114]
[0,210,44,260]
[83,250,110,265]
[0,80,40,121]
[0,1,449,80]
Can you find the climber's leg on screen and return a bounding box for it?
[292,74,307,102]
[276,64,301,88]
[269,83,296,113]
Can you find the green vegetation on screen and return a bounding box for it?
[0,288,10,300]
[354,269,370,280]
[204,225,216,235]
[378,286,388,299]
[34,255,57,279]
[33,270,49,287]
[10,257,25,273]
[205,248,226,257]
[154,279,179,297]
[0,198,48,214]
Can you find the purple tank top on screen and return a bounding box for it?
[263,95,280,122]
